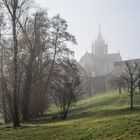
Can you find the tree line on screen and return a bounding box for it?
[0,0,81,127]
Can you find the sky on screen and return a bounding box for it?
[35,0,140,61]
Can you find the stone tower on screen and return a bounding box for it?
[92,25,108,56]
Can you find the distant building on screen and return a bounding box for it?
[113,58,140,76]
[79,27,122,77]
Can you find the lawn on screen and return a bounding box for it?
[0,91,140,140]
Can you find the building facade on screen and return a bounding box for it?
[79,27,122,77]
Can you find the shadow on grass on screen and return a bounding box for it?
[29,105,140,125]
[0,122,66,131]
[3,107,139,127]
[28,95,119,124]
[68,106,140,121]
[25,93,140,125]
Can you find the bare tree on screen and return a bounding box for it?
[0,6,7,123]
[120,61,139,110]
[0,39,15,124]
[1,0,31,127]
[20,10,50,119]
[44,14,77,93]
[18,9,50,120]
[0,0,78,124]
[50,59,81,119]
[110,76,126,94]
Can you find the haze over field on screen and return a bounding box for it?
[35,0,140,61]
[1,0,140,139]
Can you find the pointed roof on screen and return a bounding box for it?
[97,24,103,41]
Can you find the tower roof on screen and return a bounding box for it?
[97,24,103,41]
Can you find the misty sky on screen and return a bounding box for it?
[35,0,140,61]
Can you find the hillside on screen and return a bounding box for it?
[0,91,140,140]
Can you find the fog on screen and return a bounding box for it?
[35,0,140,61]
[1,0,140,137]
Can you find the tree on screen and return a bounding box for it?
[46,15,78,119]
[18,9,50,120]
[26,10,50,118]
[44,14,77,92]
[2,0,31,127]
[120,61,139,110]
[110,76,125,94]
[0,10,10,123]
[49,59,81,119]
[0,0,78,124]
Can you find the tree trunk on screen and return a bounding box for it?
[119,85,121,94]
[130,94,133,110]
[12,11,20,127]
[62,111,68,120]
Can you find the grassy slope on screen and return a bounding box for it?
[0,91,140,140]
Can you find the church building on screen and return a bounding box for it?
[79,27,122,77]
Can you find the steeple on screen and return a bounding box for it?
[93,25,108,55]
[97,24,103,41]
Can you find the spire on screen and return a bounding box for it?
[97,24,103,41]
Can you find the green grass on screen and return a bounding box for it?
[0,91,140,140]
